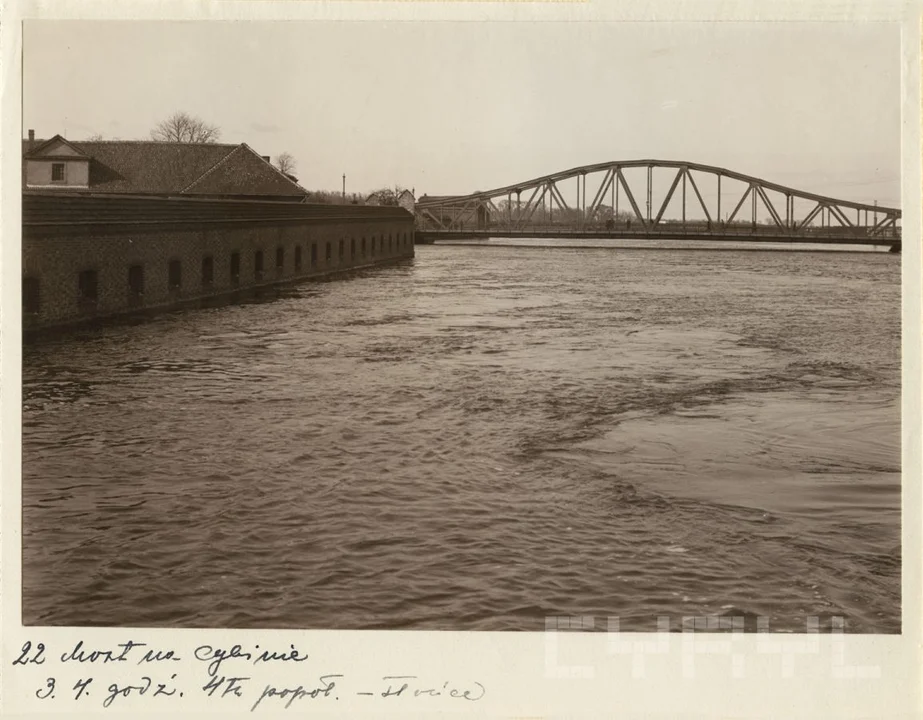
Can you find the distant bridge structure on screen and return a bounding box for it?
[414,160,901,249]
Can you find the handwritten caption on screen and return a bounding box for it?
[11,640,485,712]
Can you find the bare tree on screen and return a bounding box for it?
[275,152,296,175]
[150,111,221,143]
[85,133,104,141]
[367,185,408,206]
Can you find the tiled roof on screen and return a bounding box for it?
[23,137,306,197]
[182,144,307,197]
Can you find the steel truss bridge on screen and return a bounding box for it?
[415,160,901,249]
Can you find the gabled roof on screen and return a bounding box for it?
[24,135,91,160]
[182,143,307,197]
[23,137,306,197]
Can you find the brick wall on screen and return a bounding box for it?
[22,218,415,331]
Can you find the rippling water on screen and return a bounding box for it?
[22,243,901,632]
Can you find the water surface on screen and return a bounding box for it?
[22,243,901,632]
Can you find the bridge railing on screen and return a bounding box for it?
[415,215,901,240]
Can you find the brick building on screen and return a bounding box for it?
[22,131,308,201]
[22,133,415,331]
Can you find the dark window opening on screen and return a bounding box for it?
[51,163,65,182]
[128,264,144,297]
[294,246,303,270]
[389,234,393,250]
[276,246,284,270]
[168,259,182,290]
[350,238,355,258]
[23,276,40,314]
[254,250,264,279]
[325,242,332,261]
[201,256,214,286]
[230,252,241,285]
[312,243,318,266]
[78,269,98,302]
[371,237,376,255]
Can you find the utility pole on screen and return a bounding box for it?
[342,174,346,199]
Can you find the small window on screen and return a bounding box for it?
[230,252,241,285]
[389,234,393,250]
[201,256,214,286]
[168,259,182,289]
[311,243,318,266]
[276,246,284,270]
[51,163,65,183]
[78,269,98,301]
[361,237,366,257]
[254,250,264,278]
[371,237,376,255]
[325,242,331,261]
[23,276,40,314]
[128,264,144,296]
[294,246,303,270]
[338,239,344,260]
[350,238,355,258]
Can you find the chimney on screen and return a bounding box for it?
[28,129,35,151]
[262,155,271,163]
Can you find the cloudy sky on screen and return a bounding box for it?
[23,21,900,206]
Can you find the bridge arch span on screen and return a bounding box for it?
[415,159,900,245]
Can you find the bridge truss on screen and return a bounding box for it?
[415,160,901,243]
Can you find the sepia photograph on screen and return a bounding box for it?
[18,18,902,637]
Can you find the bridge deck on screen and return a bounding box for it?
[415,229,900,247]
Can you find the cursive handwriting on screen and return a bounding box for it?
[194,644,309,678]
[102,674,182,708]
[253,645,309,666]
[250,674,341,712]
[60,640,145,664]
[13,641,47,666]
[56,640,180,666]
[202,674,250,699]
[11,639,486,710]
[194,645,253,678]
[358,675,486,701]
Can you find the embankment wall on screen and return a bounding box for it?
[22,193,415,331]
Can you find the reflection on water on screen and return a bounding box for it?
[22,245,900,631]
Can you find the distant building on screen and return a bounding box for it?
[366,188,415,212]
[416,194,480,228]
[22,130,308,201]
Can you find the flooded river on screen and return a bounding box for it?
[22,242,901,632]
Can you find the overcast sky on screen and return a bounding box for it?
[23,21,900,206]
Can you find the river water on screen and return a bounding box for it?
[21,241,901,632]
